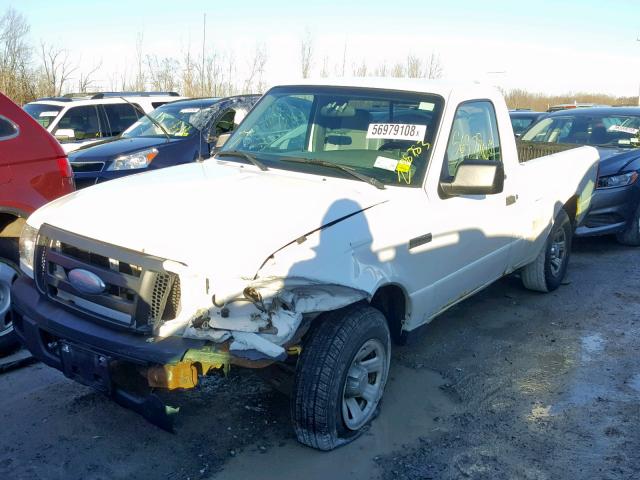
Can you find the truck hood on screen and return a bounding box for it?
[595,147,640,176]
[28,160,388,279]
[68,136,188,162]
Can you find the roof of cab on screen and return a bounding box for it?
[272,77,500,100]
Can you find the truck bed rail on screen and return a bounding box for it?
[517,141,579,163]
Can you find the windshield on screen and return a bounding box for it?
[23,103,62,129]
[522,113,640,148]
[122,103,217,138]
[220,86,444,187]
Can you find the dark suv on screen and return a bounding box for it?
[68,95,260,189]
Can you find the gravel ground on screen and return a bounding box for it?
[0,235,638,480]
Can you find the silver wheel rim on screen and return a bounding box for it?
[0,262,18,337]
[341,338,388,431]
[549,227,567,277]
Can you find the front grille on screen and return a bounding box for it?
[34,224,181,332]
[70,162,105,173]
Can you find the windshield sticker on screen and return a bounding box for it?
[39,111,59,117]
[396,141,431,184]
[367,123,426,141]
[418,102,435,111]
[179,108,201,114]
[374,156,399,172]
[608,125,639,135]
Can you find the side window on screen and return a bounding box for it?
[103,104,139,136]
[55,106,101,141]
[152,102,167,109]
[214,110,236,136]
[443,101,501,179]
[0,116,18,140]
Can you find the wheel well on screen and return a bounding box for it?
[0,213,25,238]
[0,213,25,263]
[563,196,578,226]
[371,284,407,344]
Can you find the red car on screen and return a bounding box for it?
[0,93,74,355]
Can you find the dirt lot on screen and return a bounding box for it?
[1,235,638,480]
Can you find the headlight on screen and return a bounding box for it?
[107,147,158,171]
[19,223,39,277]
[596,171,638,189]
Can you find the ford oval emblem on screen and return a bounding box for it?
[68,269,106,295]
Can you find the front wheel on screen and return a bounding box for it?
[291,304,391,451]
[616,204,640,246]
[522,208,572,293]
[0,259,20,356]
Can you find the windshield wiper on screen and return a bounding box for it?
[280,157,385,190]
[215,150,268,171]
[119,97,171,142]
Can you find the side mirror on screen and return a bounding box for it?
[55,128,76,142]
[440,160,504,196]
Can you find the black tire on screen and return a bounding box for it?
[616,204,640,246]
[0,257,20,356]
[291,304,390,451]
[522,209,572,293]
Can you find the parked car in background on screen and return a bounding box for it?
[12,79,598,449]
[68,95,260,189]
[0,92,75,355]
[547,103,609,112]
[23,92,185,153]
[509,110,546,136]
[521,107,640,244]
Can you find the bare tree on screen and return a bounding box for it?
[146,55,179,91]
[391,62,405,78]
[373,63,388,77]
[352,60,367,77]
[320,55,329,78]
[133,32,145,91]
[300,29,313,78]
[424,52,443,79]
[77,60,102,92]
[181,49,198,97]
[243,43,267,93]
[0,8,35,103]
[406,55,422,78]
[39,42,77,96]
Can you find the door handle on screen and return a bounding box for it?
[506,194,518,206]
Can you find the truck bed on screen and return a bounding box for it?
[517,140,579,163]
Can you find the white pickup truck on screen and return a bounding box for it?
[13,79,598,450]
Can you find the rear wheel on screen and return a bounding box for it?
[522,209,572,293]
[291,304,390,451]
[616,204,640,246]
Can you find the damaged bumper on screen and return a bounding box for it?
[11,275,287,376]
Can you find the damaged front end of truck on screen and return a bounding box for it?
[12,199,379,431]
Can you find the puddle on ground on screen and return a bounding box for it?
[213,365,455,480]
[581,333,604,362]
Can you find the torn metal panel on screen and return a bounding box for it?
[169,276,368,360]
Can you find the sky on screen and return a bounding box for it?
[4,0,640,97]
